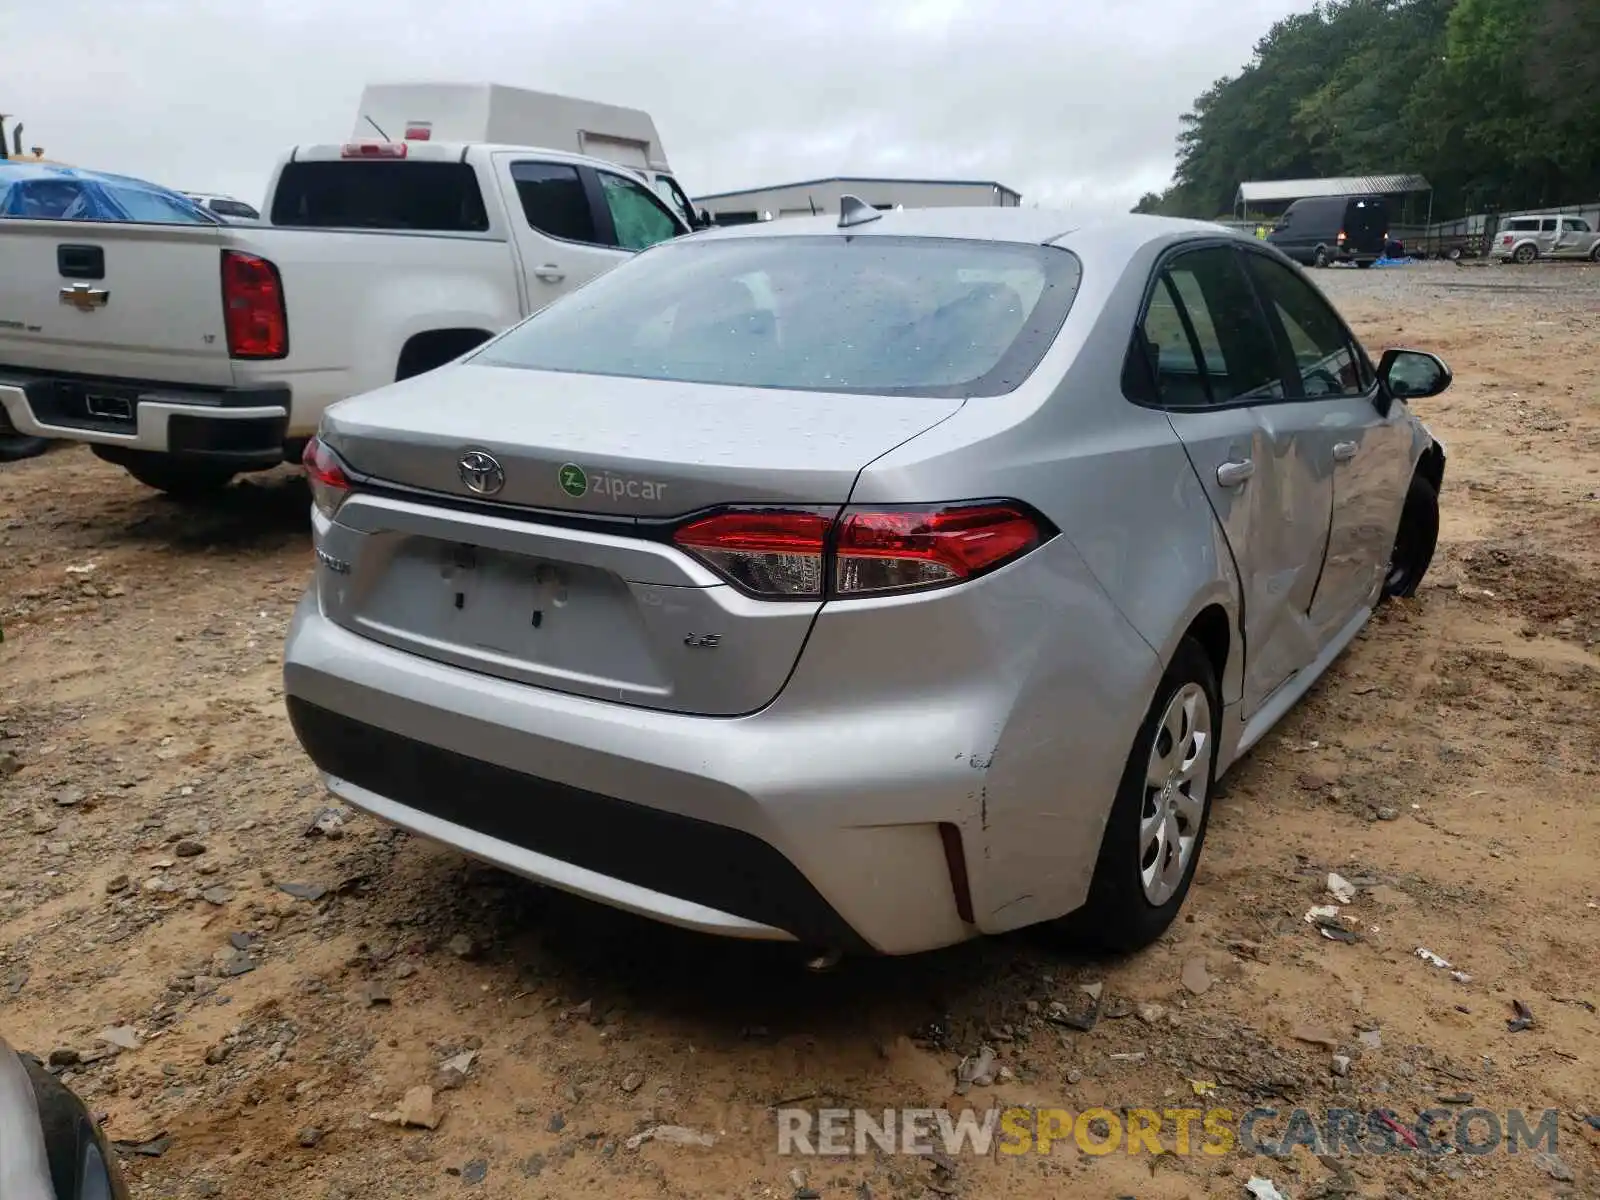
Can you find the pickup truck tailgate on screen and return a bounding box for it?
[0,220,236,386]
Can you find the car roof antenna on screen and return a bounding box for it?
[838,194,882,229]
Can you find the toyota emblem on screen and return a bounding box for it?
[457,449,505,496]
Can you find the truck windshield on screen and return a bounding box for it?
[651,175,697,227]
[474,235,1083,398]
[270,162,488,232]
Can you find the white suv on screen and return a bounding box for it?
[1493,214,1600,264]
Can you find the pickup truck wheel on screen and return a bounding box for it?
[120,455,237,499]
[0,408,50,463]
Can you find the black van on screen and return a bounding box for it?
[1266,195,1389,268]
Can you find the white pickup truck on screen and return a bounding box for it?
[0,139,689,495]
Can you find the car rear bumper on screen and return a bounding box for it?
[282,592,982,955]
[0,368,289,465]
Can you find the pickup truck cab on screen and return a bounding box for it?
[0,139,689,496]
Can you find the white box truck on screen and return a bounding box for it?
[353,82,706,229]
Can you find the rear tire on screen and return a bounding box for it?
[1447,246,1463,261]
[1590,243,1600,263]
[0,407,50,462]
[1313,246,1330,269]
[1513,243,1538,265]
[18,1049,131,1200]
[1383,473,1439,599]
[1066,637,1220,954]
[119,454,237,499]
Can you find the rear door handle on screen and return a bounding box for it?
[533,264,565,283]
[1333,440,1358,462]
[1216,459,1255,487]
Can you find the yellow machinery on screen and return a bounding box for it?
[0,113,60,164]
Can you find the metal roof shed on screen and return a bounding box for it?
[1235,174,1431,219]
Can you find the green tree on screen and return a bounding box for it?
[1146,0,1599,219]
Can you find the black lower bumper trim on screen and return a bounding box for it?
[284,697,872,953]
[166,412,287,457]
[0,366,290,451]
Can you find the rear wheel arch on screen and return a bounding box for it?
[395,328,495,381]
[1184,604,1232,699]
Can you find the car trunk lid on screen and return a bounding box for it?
[315,364,963,715]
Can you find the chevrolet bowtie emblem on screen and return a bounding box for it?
[59,283,110,312]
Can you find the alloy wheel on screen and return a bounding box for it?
[1139,682,1211,906]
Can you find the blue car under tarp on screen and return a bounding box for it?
[0,162,216,224]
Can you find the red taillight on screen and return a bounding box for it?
[671,502,1049,600]
[302,436,352,517]
[672,509,829,597]
[1336,230,1347,243]
[340,141,407,159]
[221,250,287,359]
[836,504,1044,595]
[1501,234,1513,245]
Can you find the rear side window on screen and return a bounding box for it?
[510,161,596,243]
[270,162,488,231]
[475,235,1083,398]
[1134,245,1284,407]
[1540,218,1557,232]
[1506,218,1538,232]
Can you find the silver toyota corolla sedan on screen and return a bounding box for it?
[283,203,1450,957]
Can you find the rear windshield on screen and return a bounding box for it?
[1344,198,1387,231]
[270,161,488,232]
[209,198,259,220]
[474,235,1083,397]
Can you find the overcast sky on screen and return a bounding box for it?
[11,0,1305,213]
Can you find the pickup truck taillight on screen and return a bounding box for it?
[221,250,288,360]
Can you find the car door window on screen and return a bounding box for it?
[597,171,681,251]
[1242,253,1369,397]
[1135,246,1285,408]
[1540,218,1557,233]
[510,161,597,244]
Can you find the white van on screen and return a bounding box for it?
[1493,213,1600,263]
[352,82,705,229]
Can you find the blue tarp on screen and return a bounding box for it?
[0,162,217,225]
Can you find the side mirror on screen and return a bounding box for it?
[1378,348,1452,402]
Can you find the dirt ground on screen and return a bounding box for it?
[2,260,1598,1200]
